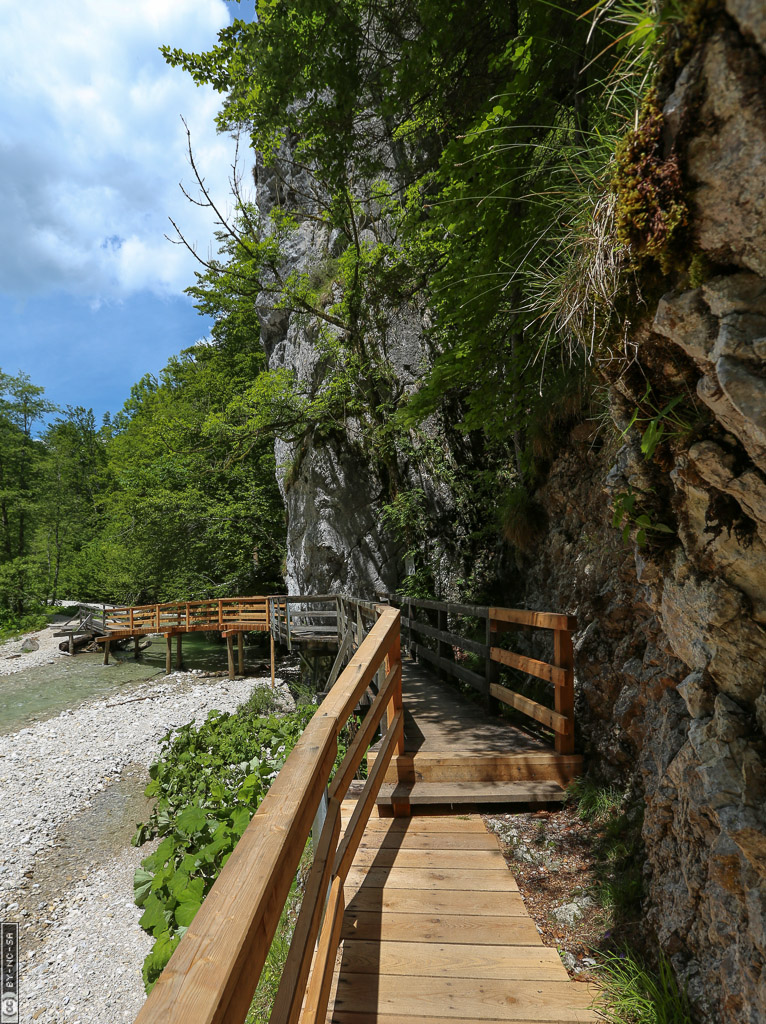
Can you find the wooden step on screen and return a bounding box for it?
[375,779,566,812]
[368,750,583,785]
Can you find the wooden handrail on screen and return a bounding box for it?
[104,597,270,635]
[134,604,403,1024]
[488,610,577,755]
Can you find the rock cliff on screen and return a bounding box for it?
[256,9,766,1022]
[518,15,766,1022]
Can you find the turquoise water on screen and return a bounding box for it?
[0,632,269,735]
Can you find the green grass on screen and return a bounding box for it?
[567,776,623,822]
[566,776,644,926]
[595,950,694,1024]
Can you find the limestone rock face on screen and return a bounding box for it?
[520,18,766,1022]
[685,32,766,277]
[255,150,449,596]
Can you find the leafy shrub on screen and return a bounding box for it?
[133,701,322,991]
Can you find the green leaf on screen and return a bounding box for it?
[230,806,252,837]
[134,868,154,907]
[175,899,202,928]
[176,805,207,835]
[139,894,168,935]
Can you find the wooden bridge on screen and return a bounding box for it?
[126,596,596,1024]
[97,596,273,676]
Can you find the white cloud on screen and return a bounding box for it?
[0,0,252,301]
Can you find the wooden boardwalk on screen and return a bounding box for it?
[329,802,597,1023]
[371,662,583,811]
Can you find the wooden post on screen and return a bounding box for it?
[129,607,134,633]
[554,628,575,754]
[437,606,450,683]
[102,638,110,665]
[226,635,235,680]
[68,633,74,655]
[486,615,501,715]
[385,625,406,766]
[286,598,292,652]
[165,635,172,675]
[185,603,190,630]
[218,600,223,629]
[237,632,244,676]
[155,604,160,631]
[270,633,275,689]
[176,634,183,671]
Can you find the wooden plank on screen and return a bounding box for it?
[329,974,597,1021]
[357,831,501,852]
[300,875,345,1024]
[490,646,566,687]
[333,711,404,881]
[345,887,527,918]
[329,663,399,801]
[404,616,489,657]
[340,911,542,945]
[370,752,583,785]
[554,629,575,756]
[271,799,342,1024]
[349,847,505,870]
[339,813,485,834]
[489,607,578,632]
[414,643,486,692]
[376,780,565,808]
[344,866,519,894]
[338,940,566,980]
[328,1012,597,1024]
[489,684,569,735]
[319,609,400,725]
[134,714,338,1024]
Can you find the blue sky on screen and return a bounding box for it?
[0,0,255,423]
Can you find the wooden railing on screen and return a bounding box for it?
[390,596,576,756]
[104,596,270,635]
[268,594,338,649]
[134,603,404,1024]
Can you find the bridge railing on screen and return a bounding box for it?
[104,596,270,634]
[388,596,576,756]
[134,603,403,1024]
[268,594,338,650]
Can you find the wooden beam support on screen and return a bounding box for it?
[102,637,110,666]
[489,606,577,632]
[165,635,172,675]
[489,683,569,734]
[237,631,244,676]
[554,628,575,755]
[490,646,567,687]
[226,635,235,680]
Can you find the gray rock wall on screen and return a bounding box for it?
[255,150,449,597]
[520,17,766,1022]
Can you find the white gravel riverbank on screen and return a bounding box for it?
[0,649,295,1024]
[0,625,65,675]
